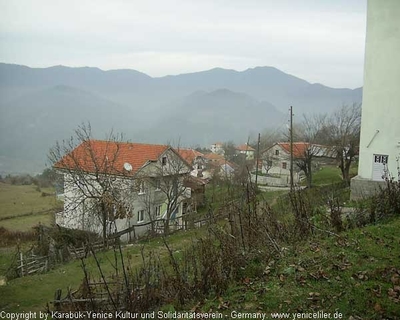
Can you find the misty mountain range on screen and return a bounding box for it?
[0,63,362,175]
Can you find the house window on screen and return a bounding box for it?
[138,181,145,194]
[372,154,389,181]
[182,202,188,215]
[155,205,162,218]
[154,179,161,190]
[162,156,167,166]
[282,162,287,169]
[137,210,145,223]
[267,160,273,167]
[275,150,280,156]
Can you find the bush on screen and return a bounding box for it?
[370,176,400,220]
[0,226,37,247]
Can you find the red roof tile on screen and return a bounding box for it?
[204,153,225,161]
[277,142,310,158]
[54,140,169,175]
[177,149,204,164]
[263,142,337,159]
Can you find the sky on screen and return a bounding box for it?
[0,0,367,88]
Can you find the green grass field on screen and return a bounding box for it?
[0,227,205,312]
[312,166,343,185]
[311,164,358,186]
[0,183,62,231]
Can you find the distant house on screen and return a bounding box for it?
[54,140,192,241]
[203,153,237,179]
[177,148,207,210]
[204,152,225,162]
[183,175,207,214]
[176,148,206,178]
[235,144,256,160]
[261,142,336,182]
[210,142,224,155]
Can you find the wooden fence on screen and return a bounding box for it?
[53,281,126,311]
[68,241,105,259]
[17,251,49,277]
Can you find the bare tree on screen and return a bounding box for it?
[260,154,273,175]
[49,123,132,247]
[258,128,284,151]
[326,103,361,186]
[294,114,327,188]
[222,141,237,162]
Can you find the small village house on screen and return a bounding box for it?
[203,153,237,179]
[210,142,224,155]
[177,148,206,178]
[260,142,336,185]
[54,140,192,241]
[235,144,256,161]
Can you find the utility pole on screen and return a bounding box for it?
[290,106,294,192]
[255,133,261,186]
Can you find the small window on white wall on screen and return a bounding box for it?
[138,181,145,194]
[137,210,145,223]
[155,205,162,217]
[372,154,389,181]
[154,179,161,190]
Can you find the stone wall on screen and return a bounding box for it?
[350,175,386,200]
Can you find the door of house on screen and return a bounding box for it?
[372,154,389,181]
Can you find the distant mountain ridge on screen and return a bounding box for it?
[0,63,362,174]
[0,63,362,113]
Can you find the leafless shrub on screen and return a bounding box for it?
[372,175,400,219]
[328,198,343,233]
[0,226,36,247]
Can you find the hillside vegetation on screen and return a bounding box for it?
[0,168,399,318]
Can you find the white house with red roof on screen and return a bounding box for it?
[202,153,237,179]
[260,142,336,184]
[210,142,224,155]
[176,148,206,178]
[54,140,192,241]
[235,144,256,160]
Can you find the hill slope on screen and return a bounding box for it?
[147,89,285,145]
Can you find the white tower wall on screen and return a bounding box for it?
[351,0,400,198]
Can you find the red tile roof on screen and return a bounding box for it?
[177,149,204,164]
[204,153,225,161]
[236,144,256,152]
[263,142,337,159]
[54,140,169,175]
[277,142,310,158]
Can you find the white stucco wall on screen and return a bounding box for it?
[358,0,400,181]
[57,149,191,241]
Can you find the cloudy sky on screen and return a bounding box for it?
[0,0,366,88]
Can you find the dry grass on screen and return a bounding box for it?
[0,183,62,231]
